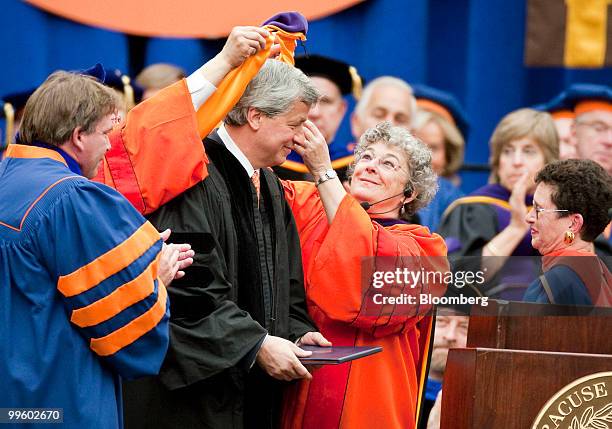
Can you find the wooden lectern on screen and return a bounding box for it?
[440,301,612,428]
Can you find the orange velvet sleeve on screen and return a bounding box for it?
[93,24,306,215]
[306,195,448,331]
[94,79,205,214]
[281,180,326,235]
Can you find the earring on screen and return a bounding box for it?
[564,230,575,245]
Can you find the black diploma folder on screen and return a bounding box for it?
[299,345,382,365]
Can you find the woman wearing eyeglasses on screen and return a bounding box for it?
[523,159,612,306]
[280,121,448,429]
[438,108,559,299]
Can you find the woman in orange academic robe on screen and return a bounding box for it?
[281,121,448,429]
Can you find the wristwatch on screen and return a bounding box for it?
[315,169,337,186]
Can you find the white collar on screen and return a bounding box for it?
[217,123,257,178]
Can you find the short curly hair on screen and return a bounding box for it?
[347,121,438,219]
[535,159,612,242]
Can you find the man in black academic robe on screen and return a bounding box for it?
[124,60,328,429]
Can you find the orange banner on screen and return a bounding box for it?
[25,0,365,38]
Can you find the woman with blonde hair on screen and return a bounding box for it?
[412,84,468,231]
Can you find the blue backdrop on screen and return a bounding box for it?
[1,0,610,191]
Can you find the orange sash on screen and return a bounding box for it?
[94,25,305,214]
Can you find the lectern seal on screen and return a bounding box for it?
[532,372,612,429]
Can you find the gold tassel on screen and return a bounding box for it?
[349,66,363,100]
[3,102,15,149]
[121,75,136,111]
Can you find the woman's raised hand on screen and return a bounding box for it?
[508,170,530,230]
[293,120,332,176]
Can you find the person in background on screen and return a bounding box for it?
[420,312,469,429]
[0,70,192,429]
[566,84,612,247]
[439,108,559,299]
[1,88,34,153]
[567,84,612,176]
[523,159,612,306]
[536,84,612,250]
[350,76,416,138]
[535,89,577,160]
[275,54,362,182]
[101,67,144,122]
[412,84,467,231]
[136,63,186,101]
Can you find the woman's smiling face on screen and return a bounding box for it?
[350,141,411,215]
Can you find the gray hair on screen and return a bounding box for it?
[348,121,438,217]
[354,76,417,128]
[225,60,319,126]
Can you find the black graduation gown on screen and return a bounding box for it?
[123,131,316,429]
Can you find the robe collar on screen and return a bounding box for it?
[217,124,257,178]
[28,140,82,175]
[372,217,409,227]
[5,139,82,176]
